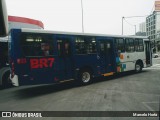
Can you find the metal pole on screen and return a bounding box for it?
[122,17,124,35]
[134,25,136,35]
[81,0,84,33]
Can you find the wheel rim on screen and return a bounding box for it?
[136,64,141,71]
[82,72,90,83]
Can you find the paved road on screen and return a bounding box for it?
[0,58,160,120]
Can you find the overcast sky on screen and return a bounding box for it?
[6,0,155,35]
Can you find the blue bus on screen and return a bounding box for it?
[9,28,152,86]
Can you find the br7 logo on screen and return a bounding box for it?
[30,58,55,69]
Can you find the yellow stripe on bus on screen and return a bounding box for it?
[103,72,114,77]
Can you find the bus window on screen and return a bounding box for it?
[57,39,71,56]
[86,37,97,54]
[115,38,125,52]
[125,38,135,52]
[100,43,105,52]
[75,37,87,54]
[139,39,144,52]
[21,34,54,57]
[99,41,111,53]
[41,43,50,56]
[75,37,97,54]
[135,39,144,52]
[57,40,63,56]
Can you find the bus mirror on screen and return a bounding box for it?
[0,0,8,37]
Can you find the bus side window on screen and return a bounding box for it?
[86,37,97,54]
[57,40,71,57]
[99,41,110,53]
[64,41,71,56]
[115,38,125,53]
[57,40,63,56]
[21,34,54,57]
[139,39,144,52]
[100,43,105,52]
[125,38,135,52]
[135,39,144,52]
[75,37,87,54]
[135,39,139,51]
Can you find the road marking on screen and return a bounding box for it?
[152,64,160,66]
[142,102,159,111]
[144,68,160,70]
[144,64,160,70]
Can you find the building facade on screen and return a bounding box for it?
[146,11,160,52]
[135,22,146,36]
[139,22,146,33]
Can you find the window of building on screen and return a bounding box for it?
[153,35,155,39]
[153,25,155,29]
[154,15,156,19]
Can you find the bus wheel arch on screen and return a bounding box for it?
[0,67,11,89]
[135,60,143,72]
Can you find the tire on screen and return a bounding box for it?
[135,63,142,73]
[78,69,92,85]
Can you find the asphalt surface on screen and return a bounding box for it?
[0,58,160,120]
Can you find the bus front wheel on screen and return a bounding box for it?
[78,69,92,85]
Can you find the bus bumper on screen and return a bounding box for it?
[10,74,19,86]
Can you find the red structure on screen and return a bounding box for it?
[8,16,44,29]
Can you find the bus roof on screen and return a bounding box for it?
[20,28,148,40]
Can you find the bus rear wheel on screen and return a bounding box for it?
[78,69,92,85]
[135,63,142,73]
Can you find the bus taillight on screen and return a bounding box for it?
[11,62,15,78]
[17,58,27,64]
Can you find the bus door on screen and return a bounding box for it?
[98,38,114,74]
[144,41,152,66]
[56,36,73,81]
